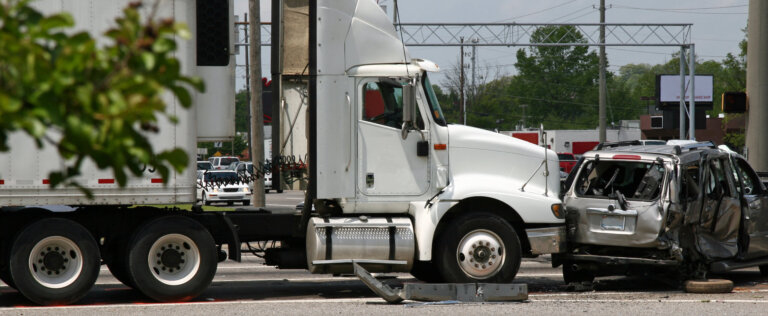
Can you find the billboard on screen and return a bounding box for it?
[656,74,714,108]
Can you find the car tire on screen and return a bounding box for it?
[265,189,270,194]
[227,201,234,206]
[562,262,595,284]
[436,213,521,283]
[9,218,101,305]
[126,216,218,302]
[277,189,284,193]
[759,265,768,277]
[243,200,250,206]
[683,279,733,293]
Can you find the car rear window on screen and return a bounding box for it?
[220,158,239,166]
[204,172,239,182]
[197,162,212,170]
[558,153,575,161]
[574,160,665,200]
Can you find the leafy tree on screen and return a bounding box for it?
[235,89,249,133]
[0,0,203,190]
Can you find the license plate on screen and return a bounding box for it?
[601,215,626,231]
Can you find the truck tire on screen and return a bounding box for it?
[759,265,768,277]
[410,260,443,283]
[105,240,135,288]
[126,216,217,302]
[436,213,521,283]
[683,279,733,293]
[8,218,100,305]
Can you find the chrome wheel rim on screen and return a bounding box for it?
[456,229,505,279]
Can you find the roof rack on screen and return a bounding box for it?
[594,140,641,150]
[672,141,717,155]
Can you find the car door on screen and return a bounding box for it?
[693,156,741,260]
[731,157,768,259]
[356,78,430,196]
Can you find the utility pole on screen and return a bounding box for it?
[598,0,607,142]
[460,37,466,125]
[244,14,252,161]
[471,37,478,106]
[746,0,768,171]
[248,0,265,207]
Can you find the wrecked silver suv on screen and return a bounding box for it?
[554,141,768,284]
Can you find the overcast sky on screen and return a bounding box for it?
[232,0,748,90]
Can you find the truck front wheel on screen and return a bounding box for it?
[126,216,217,302]
[436,213,521,283]
[9,218,100,305]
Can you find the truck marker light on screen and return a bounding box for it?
[98,179,115,184]
[42,179,50,185]
[0,180,4,185]
[612,154,642,160]
[151,178,164,183]
[551,203,564,219]
[434,144,447,150]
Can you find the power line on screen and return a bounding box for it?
[493,0,576,23]
[548,5,594,23]
[613,5,747,15]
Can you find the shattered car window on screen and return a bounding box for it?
[681,164,700,201]
[574,160,665,200]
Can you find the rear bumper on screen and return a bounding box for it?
[526,226,566,255]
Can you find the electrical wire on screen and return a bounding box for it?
[493,0,577,23]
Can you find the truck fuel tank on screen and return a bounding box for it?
[306,216,415,274]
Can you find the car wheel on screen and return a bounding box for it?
[759,264,768,277]
[562,262,595,284]
[436,213,521,283]
[126,216,218,302]
[227,201,234,206]
[265,189,270,194]
[243,200,250,206]
[277,189,284,193]
[9,218,101,305]
[684,279,733,293]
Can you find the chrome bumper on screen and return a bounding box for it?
[526,226,566,255]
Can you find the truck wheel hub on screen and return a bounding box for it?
[456,229,505,279]
[28,236,84,289]
[148,234,201,286]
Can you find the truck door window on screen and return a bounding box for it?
[362,80,424,129]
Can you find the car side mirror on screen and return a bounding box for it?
[401,82,417,139]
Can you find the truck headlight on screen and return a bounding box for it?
[551,203,564,219]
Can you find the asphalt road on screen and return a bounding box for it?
[2,191,768,314]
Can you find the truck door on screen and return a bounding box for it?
[731,157,768,259]
[357,78,430,196]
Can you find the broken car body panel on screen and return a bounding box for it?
[559,142,768,277]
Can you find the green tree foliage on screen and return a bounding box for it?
[235,89,250,133]
[0,0,203,190]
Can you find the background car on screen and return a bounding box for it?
[232,161,281,193]
[558,153,577,174]
[208,156,240,170]
[196,170,251,206]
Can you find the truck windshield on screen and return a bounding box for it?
[422,73,447,126]
[574,160,665,201]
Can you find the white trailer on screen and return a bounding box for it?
[0,0,565,306]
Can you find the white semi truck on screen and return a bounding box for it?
[0,0,565,305]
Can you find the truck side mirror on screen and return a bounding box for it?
[401,83,417,139]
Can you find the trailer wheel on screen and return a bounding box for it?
[9,218,100,305]
[105,240,135,288]
[436,213,521,283]
[126,216,217,302]
[1,264,16,289]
